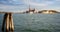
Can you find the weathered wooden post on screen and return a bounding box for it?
[9,13,14,32]
[6,13,9,32]
[2,13,14,32]
[2,13,8,32]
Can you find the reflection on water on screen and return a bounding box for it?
[0,14,60,32]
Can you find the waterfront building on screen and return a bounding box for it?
[41,10,58,14]
[26,6,36,13]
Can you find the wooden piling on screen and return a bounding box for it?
[9,13,14,32]
[2,13,14,32]
[6,13,9,32]
[2,13,8,32]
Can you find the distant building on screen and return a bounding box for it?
[26,6,36,13]
[40,10,58,14]
[29,8,35,13]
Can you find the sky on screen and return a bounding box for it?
[0,0,60,12]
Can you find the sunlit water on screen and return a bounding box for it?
[0,13,60,32]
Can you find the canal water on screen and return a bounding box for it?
[0,13,60,32]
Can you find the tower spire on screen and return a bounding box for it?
[29,5,30,11]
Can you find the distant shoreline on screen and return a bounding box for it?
[0,10,60,14]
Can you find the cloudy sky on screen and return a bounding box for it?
[0,0,60,12]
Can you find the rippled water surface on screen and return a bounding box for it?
[0,14,60,32]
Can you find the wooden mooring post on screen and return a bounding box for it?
[2,13,14,32]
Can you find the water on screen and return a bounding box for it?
[0,13,60,32]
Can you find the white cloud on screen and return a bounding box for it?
[28,2,47,7]
[23,0,48,7]
[23,0,54,7]
[45,1,54,4]
[0,4,26,12]
[0,0,59,12]
[55,0,60,1]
